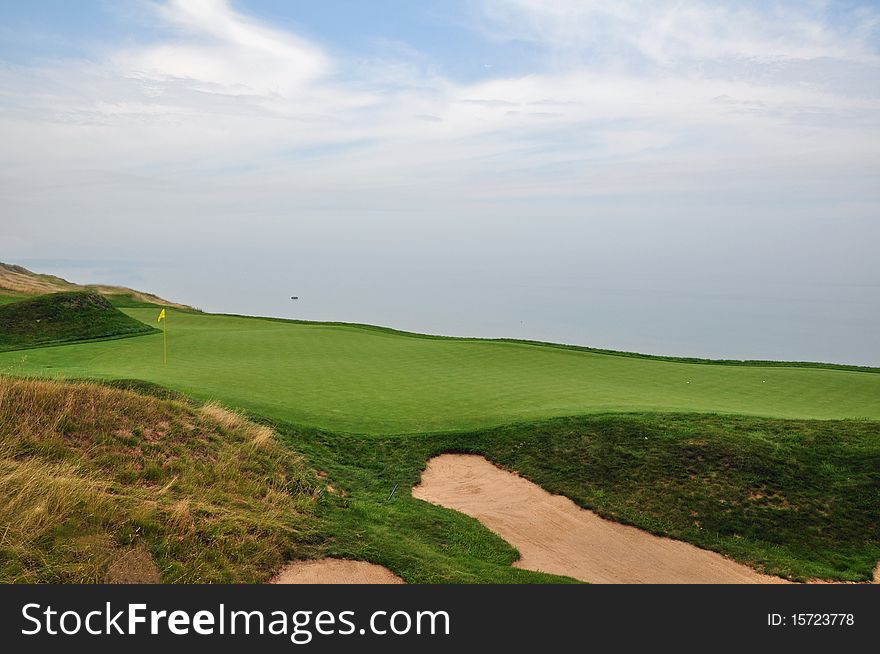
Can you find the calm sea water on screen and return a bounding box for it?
[23,255,880,368]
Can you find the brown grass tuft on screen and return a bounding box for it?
[200,401,246,431]
[250,424,275,448]
[201,401,277,448]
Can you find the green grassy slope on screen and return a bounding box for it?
[283,412,879,582]
[0,292,157,352]
[1,308,877,433]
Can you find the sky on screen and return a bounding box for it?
[1,1,879,362]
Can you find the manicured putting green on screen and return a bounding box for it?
[1,309,878,434]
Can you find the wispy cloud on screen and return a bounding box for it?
[478,0,880,65]
[117,0,329,97]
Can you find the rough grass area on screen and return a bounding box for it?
[0,291,156,352]
[277,414,880,583]
[0,376,320,583]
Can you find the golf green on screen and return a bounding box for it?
[1,308,878,434]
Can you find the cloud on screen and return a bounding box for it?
[120,0,329,96]
[0,0,878,266]
[477,0,880,66]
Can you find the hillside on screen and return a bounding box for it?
[0,376,320,583]
[0,291,157,352]
[0,262,189,309]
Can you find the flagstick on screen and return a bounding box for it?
[163,311,167,365]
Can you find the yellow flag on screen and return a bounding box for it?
[158,308,168,364]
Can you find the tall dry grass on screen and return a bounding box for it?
[0,376,320,583]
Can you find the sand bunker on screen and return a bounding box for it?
[271,558,404,584]
[413,454,789,584]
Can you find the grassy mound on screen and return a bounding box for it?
[0,376,320,583]
[0,291,156,352]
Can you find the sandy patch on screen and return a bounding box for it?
[271,558,404,584]
[413,454,789,584]
[104,547,161,584]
